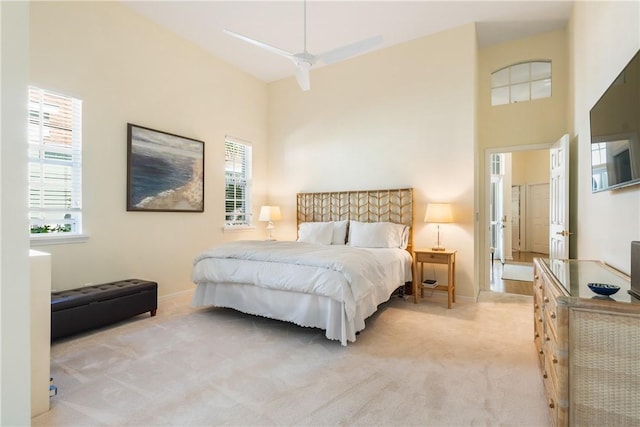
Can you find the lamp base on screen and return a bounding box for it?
[265,222,275,240]
[432,247,446,251]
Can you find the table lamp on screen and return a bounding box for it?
[424,203,453,251]
[258,205,282,240]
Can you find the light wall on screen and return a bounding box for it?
[267,24,479,299]
[569,1,640,273]
[1,1,31,423]
[511,150,550,253]
[511,150,550,186]
[477,29,568,288]
[478,29,568,150]
[29,2,268,295]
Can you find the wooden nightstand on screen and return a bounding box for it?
[413,249,457,308]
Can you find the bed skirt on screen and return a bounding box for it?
[192,282,393,346]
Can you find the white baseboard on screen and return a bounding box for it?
[158,288,194,301]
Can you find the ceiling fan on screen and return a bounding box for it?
[223,1,383,91]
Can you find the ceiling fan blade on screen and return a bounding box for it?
[295,63,311,91]
[317,35,383,65]
[223,29,295,60]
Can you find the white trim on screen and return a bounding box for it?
[225,135,252,146]
[30,233,89,246]
[158,288,194,302]
[223,225,256,233]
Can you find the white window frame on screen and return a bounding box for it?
[224,136,253,230]
[491,60,552,106]
[28,86,86,244]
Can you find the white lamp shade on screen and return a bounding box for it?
[259,206,282,222]
[424,203,453,223]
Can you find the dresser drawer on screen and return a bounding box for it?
[534,292,544,341]
[542,372,559,427]
[544,341,560,390]
[544,307,560,344]
[415,252,449,264]
[543,283,562,336]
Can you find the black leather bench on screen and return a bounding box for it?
[51,279,157,340]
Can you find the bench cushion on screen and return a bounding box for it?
[51,279,157,340]
[51,279,157,312]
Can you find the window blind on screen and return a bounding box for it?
[224,137,252,227]
[28,86,82,234]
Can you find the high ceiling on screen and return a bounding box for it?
[123,1,574,83]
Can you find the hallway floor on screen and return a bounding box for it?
[490,251,546,296]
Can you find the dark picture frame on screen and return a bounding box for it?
[127,123,204,212]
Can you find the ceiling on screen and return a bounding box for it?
[122,1,574,84]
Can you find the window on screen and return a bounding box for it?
[490,152,503,175]
[591,142,608,191]
[28,86,82,237]
[224,137,252,227]
[491,61,551,106]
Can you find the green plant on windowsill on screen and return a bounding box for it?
[30,224,72,234]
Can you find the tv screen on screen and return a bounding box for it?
[590,49,640,192]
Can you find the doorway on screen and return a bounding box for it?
[487,148,550,295]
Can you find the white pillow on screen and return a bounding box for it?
[331,220,349,245]
[348,221,409,249]
[297,222,334,245]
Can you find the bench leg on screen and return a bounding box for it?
[150,309,157,317]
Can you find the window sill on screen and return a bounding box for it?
[223,226,255,233]
[30,233,89,246]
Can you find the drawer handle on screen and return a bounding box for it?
[550,312,556,319]
[534,303,539,309]
[543,372,548,379]
[535,332,539,339]
[552,357,558,364]
[539,349,544,355]
[549,399,555,409]
[538,317,543,323]
[535,275,539,280]
[543,297,550,303]
[545,334,550,342]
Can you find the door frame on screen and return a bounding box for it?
[482,142,553,291]
[512,184,523,252]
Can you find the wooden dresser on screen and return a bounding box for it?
[533,258,640,426]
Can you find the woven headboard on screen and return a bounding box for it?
[296,188,414,252]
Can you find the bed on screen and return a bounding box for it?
[191,188,414,345]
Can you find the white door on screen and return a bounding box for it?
[490,175,504,261]
[530,183,550,254]
[501,154,513,263]
[511,185,521,251]
[549,134,570,259]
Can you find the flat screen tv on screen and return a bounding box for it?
[590,49,640,192]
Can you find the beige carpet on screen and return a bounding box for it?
[33,290,550,427]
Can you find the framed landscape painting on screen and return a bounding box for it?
[127,123,204,212]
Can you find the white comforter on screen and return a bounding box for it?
[192,240,411,321]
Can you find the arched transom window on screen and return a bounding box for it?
[491,61,552,106]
